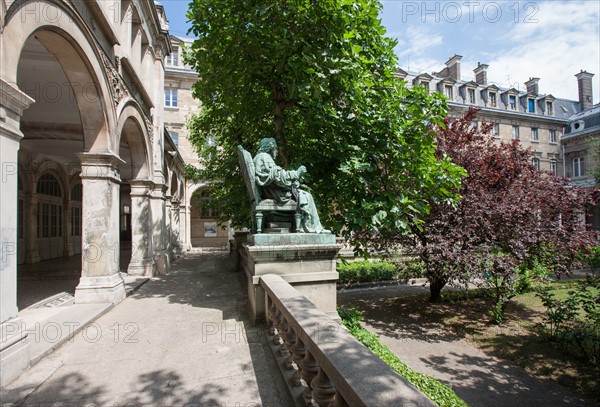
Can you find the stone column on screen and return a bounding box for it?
[150,184,170,274]
[127,180,155,276]
[179,204,189,251]
[164,193,172,255]
[25,194,39,263]
[75,153,126,304]
[185,202,192,250]
[171,199,181,253]
[0,79,34,385]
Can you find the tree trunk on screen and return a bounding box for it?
[429,277,446,303]
[272,82,290,168]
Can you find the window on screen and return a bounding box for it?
[71,183,82,237]
[549,161,557,175]
[572,157,585,177]
[528,98,535,113]
[444,85,453,99]
[471,121,478,131]
[166,47,179,66]
[420,81,430,93]
[36,173,63,239]
[549,129,557,143]
[489,92,497,107]
[164,89,178,107]
[71,207,81,236]
[170,131,179,147]
[532,157,540,171]
[509,95,517,110]
[37,173,62,197]
[468,88,476,104]
[531,128,538,142]
[546,101,553,116]
[492,123,500,138]
[194,189,220,218]
[512,125,520,140]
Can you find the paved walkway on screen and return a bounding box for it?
[338,285,596,407]
[2,251,292,406]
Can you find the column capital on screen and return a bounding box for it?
[129,179,155,197]
[77,152,125,183]
[1,79,35,142]
[1,79,35,117]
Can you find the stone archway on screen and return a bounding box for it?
[2,2,126,311]
[115,104,155,276]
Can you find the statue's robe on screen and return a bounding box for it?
[253,152,325,233]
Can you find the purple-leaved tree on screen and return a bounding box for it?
[404,108,596,320]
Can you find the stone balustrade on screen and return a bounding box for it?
[260,274,436,407]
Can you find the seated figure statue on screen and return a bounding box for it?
[253,137,330,234]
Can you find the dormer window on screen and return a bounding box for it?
[509,95,517,110]
[420,81,430,93]
[444,85,453,99]
[468,88,476,104]
[166,46,179,66]
[528,98,535,113]
[546,101,554,116]
[489,92,497,107]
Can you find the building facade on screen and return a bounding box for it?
[1,0,186,383]
[163,35,231,249]
[398,55,583,175]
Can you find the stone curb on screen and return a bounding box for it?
[336,278,428,291]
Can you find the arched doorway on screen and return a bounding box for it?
[116,108,154,276]
[8,25,123,308]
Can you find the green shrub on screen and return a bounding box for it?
[396,258,427,280]
[536,277,600,364]
[337,260,398,284]
[339,307,469,407]
[581,246,600,275]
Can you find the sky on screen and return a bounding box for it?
[159,0,600,101]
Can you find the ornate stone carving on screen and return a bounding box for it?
[144,115,154,145]
[99,48,131,107]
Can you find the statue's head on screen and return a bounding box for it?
[257,137,277,157]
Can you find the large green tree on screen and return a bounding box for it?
[185,0,464,252]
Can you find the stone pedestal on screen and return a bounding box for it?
[239,233,342,324]
[128,180,156,276]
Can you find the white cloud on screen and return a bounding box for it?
[486,1,600,100]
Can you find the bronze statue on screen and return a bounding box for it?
[253,138,329,234]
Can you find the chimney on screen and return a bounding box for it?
[525,77,539,95]
[474,62,488,86]
[575,70,594,111]
[445,54,462,80]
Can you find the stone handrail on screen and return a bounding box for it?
[260,274,436,407]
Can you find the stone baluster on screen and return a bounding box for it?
[272,307,284,346]
[311,367,336,407]
[282,322,297,370]
[267,297,278,336]
[290,334,306,387]
[332,392,349,407]
[278,317,290,357]
[300,350,319,406]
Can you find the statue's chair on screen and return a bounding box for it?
[237,145,302,233]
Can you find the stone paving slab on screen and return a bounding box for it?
[1,252,292,406]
